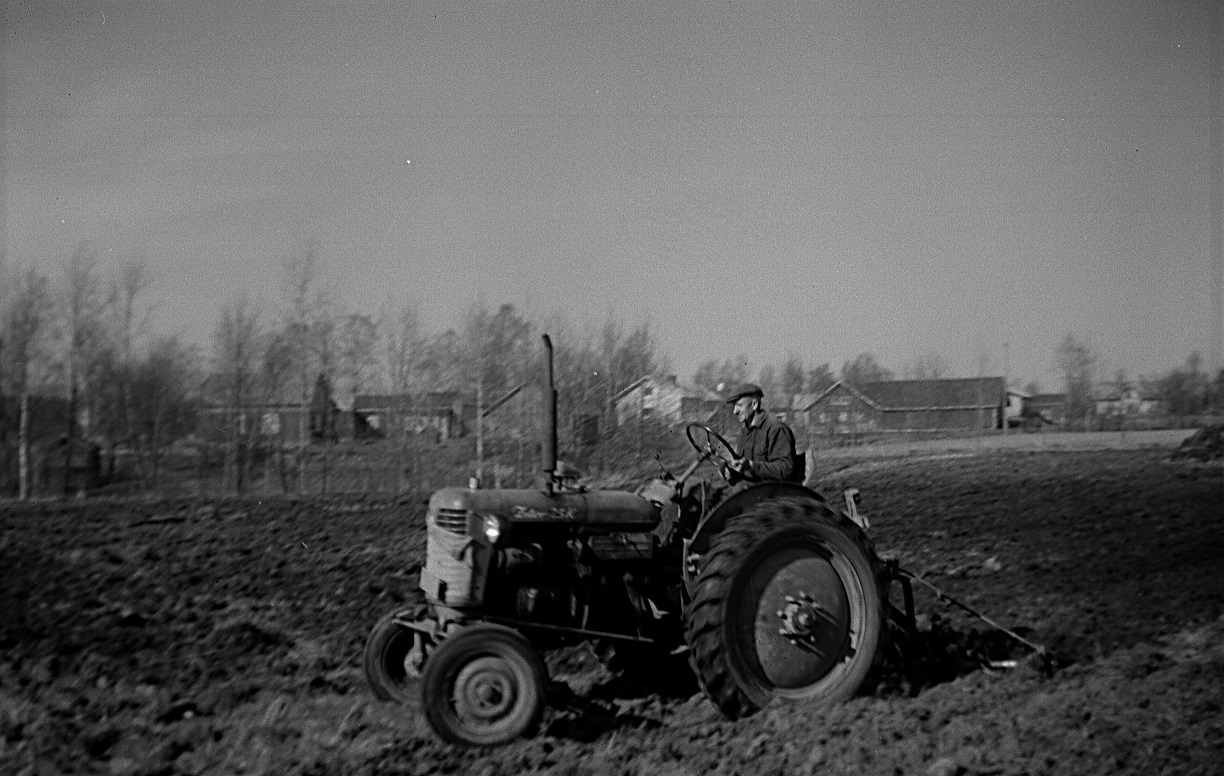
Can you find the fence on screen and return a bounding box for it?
[3,407,1216,501]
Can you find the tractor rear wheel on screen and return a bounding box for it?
[421,623,548,746]
[685,497,884,719]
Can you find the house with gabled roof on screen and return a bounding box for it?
[613,375,723,427]
[801,377,1007,434]
[1092,382,1163,418]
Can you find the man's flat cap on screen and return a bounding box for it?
[725,383,764,403]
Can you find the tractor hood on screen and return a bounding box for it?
[428,486,660,530]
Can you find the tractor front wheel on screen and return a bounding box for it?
[364,610,428,705]
[685,497,884,719]
[421,623,548,746]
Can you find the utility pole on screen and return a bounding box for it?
[1210,0,1223,408]
[475,348,484,489]
[1003,342,1010,436]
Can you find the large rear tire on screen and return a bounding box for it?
[685,497,884,719]
[421,623,547,746]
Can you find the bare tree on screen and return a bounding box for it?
[903,351,950,380]
[465,303,533,484]
[338,313,381,407]
[58,245,111,495]
[260,328,297,491]
[614,320,658,389]
[213,296,262,493]
[756,364,778,405]
[130,335,200,489]
[690,359,720,392]
[692,355,750,393]
[1160,351,1212,418]
[98,259,153,483]
[777,356,806,426]
[806,363,836,393]
[384,305,424,492]
[1055,333,1097,428]
[2,267,54,498]
[780,356,805,395]
[841,353,894,386]
[281,245,336,490]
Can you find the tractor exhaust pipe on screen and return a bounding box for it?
[541,334,558,491]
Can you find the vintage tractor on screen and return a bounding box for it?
[364,335,889,746]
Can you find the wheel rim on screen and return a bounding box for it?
[453,656,520,724]
[383,629,416,684]
[731,544,855,693]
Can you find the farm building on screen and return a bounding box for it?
[1092,382,1164,418]
[0,394,99,496]
[352,391,474,442]
[613,375,723,427]
[31,435,104,496]
[198,373,345,444]
[801,377,1007,435]
[1025,393,1068,427]
[0,393,71,446]
[198,404,313,444]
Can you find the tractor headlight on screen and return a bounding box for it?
[482,514,505,544]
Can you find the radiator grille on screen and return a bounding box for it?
[433,508,468,534]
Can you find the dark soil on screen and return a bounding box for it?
[1172,424,1224,461]
[1,449,1221,775]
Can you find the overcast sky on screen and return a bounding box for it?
[4,0,1221,391]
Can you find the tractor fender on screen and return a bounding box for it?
[688,481,826,558]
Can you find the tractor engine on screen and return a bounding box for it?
[419,483,675,638]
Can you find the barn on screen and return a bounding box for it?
[801,377,1007,436]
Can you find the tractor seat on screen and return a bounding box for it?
[790,451,806,484]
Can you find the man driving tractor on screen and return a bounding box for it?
[669,382,803,541]
[720,382,800,484]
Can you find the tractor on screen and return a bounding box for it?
[364,335,891,746]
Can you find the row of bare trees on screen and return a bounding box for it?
[9,245,1218,499]
[2,244,668,498]
[1,247,200,497]
[204,256,666,493]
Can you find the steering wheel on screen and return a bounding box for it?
[685,423,738,466]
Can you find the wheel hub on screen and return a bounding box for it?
[777,591,832,648]
[743,550,851,689]
[403,632,427,678]
[453,657,518,722]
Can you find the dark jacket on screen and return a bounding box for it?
[735,411,796,482]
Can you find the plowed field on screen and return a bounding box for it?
[2,449,1221,775]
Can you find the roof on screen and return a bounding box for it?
[1091,382,1155,402]
[353,392,467,414]
[200,372,300,405]
[803,377,1006,412]
[1028,393,1067,405]
[612,375,722,404]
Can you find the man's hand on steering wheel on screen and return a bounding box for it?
[720,456,753,483]
[685,423,743,482]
